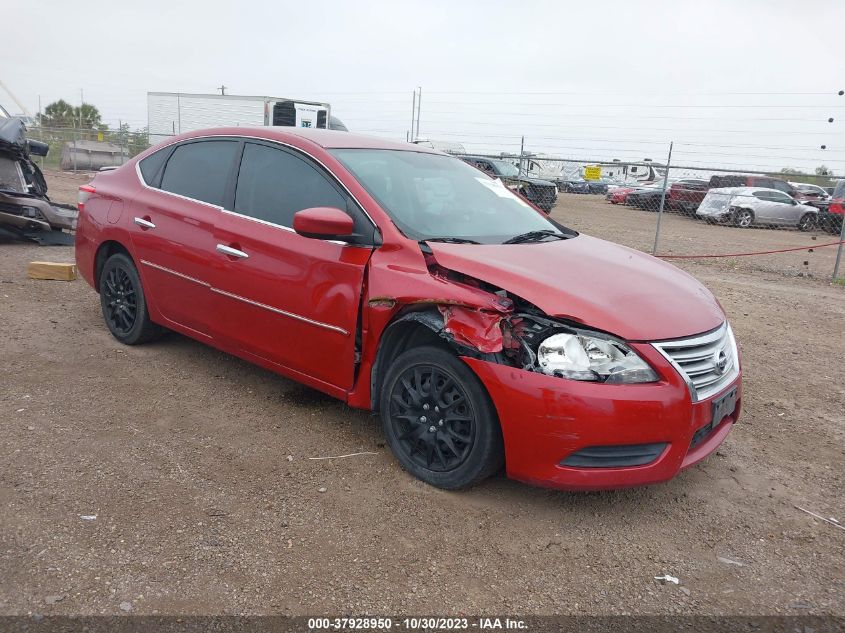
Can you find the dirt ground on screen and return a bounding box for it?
[0,174,843,617]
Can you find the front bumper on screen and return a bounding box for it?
[463,343,741,491]
[0,191,78,231]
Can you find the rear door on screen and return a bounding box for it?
[210,140,375,392]
[129,139,240,338]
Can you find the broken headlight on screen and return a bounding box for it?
[537,331,658,384]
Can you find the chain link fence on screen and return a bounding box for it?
[21,121,844,281]
[454,150,845,282]
[27,125,150,172]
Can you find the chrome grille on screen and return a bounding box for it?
[652,323,738,402]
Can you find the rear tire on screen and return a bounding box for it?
[99,253,164,345]
[380,346,504,489]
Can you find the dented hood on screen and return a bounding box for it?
[428,235,725,341]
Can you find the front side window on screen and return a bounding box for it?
[234,142,347,228]
[332,149,573,244]
[159,140,239,206]
[488,160,520,177]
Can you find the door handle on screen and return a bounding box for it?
[134,216,156,229]
[216,244,249,259]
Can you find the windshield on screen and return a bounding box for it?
[331,149,572,244]
[488,159,520,177]
[0,105,8,119]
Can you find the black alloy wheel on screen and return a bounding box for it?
[103,265,138,336]
[380,346,504,489]
[99,253,164,345]
[388,364,475,472]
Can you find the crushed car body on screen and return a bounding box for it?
[0,113,78,242]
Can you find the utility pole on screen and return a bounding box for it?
[652,141,674,255]
[218,85,227,96]
[79,88,84,128]
[415,86,421,140]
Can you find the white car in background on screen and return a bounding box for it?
[696,187,818,231]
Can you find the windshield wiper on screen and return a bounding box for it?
[423,237,482,244]
[502,229,568,245]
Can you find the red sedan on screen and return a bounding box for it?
[76,128,741,491]
[607,186,641,204]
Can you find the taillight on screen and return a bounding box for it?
[78,184,96,212]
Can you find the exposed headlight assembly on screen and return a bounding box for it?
[537,331,658,384]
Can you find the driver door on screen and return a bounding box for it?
[764,191,800,224]
[209,141,376,393]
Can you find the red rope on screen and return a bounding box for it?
[657,240,845,259]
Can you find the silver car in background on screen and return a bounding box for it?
[696,187,818,231]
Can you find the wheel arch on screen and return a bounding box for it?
[369,308,503,412]
[370,309,454,411]
[93,240,133,291]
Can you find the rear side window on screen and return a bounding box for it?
[234,142,347,228]
[160,140,239,206]
[710,175,743,188]
[138,149,170,186]
[833,180,845,198]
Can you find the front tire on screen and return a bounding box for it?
[380,346,504,489]
[99,253,164,345]
[798,213,816,232]
[734,208,754,228]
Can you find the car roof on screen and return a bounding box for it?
[708,186,790,195]
[174,126,443,154]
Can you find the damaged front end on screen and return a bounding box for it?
[409,248,658,384]
[356,243,659,411]
[0,117,77,243]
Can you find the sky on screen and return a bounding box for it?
[3,0,844,175]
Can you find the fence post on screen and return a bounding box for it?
[652,141,674,255]
[833,216,845,281]
[415,86,422,140]
[409,90,416,142]
[518,136,525,178]
[72,128,78,173]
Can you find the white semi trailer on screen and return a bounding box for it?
[147,92,335,145]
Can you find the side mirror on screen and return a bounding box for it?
[27,138,49,157]
[293,207,355,240]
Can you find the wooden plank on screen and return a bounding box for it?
[27,261,77,281]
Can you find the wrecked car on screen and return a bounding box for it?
[75,128,742,491]
[0,107,78,243]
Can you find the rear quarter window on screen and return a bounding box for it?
[138,148,171,187]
